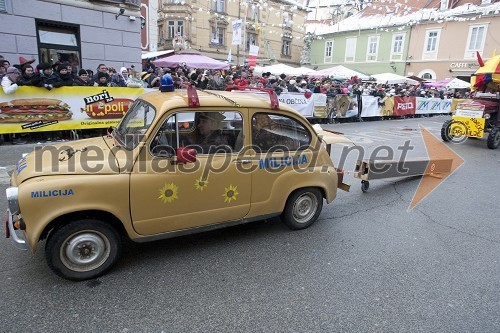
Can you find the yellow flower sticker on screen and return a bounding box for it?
[158,182,179,204]
[194,177,209,191]
[222,185,238,203]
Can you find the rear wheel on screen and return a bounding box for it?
[45,219,122,281]
[282,188,323,230]
[487,126,500,149]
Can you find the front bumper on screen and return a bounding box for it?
[5,209,28,251]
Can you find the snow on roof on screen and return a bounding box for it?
[307,1,500,35]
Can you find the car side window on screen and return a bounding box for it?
[190,111,244,154]
[251,113,311,152]
[150,111,244,157]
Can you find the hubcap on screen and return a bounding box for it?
[60,230,110,272]
[292,193,318,224]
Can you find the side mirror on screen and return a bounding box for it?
[176,147,196,164]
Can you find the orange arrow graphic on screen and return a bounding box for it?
[408,126,465,211]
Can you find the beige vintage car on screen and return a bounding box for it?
[6,85,349,281]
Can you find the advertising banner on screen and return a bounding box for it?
[360,96,380,117]
[278,92,314,118]
[313,93,327,118]
[0,86,145,134]
[232,19,242,45]
[393,96,416,116]
[248,45,259,67]
[415,98,452,115]
[380,97,395,116]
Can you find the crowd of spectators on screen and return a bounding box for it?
[1,55,471,100]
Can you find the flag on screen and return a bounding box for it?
[232,20,242,45]
[248,45,259,66]
[227,48,232,63]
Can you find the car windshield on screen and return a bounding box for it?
[114,100,156,150]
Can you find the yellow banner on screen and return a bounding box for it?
[451,117,485,138]
[0,86,146,134]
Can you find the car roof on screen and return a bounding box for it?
[139,89,300,116]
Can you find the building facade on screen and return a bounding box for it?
[308,0,500,81]
[310,27,411,75]
[406,15,500,81]
[0,0,142,71]
[157,0,308,66]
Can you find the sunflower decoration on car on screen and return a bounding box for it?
[194,177,209,191]
[222,185,238,203]
[158,182,179,204]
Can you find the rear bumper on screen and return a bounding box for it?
[5,209,28,251]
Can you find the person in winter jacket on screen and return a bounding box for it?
[94,71,117,87]
[17,64,41,86]
[37,63,58,90]
[110,67,128,87]
[52,64,74,88]
[1,67,20,94]
[126,69,144,88]
[73,69,93,86]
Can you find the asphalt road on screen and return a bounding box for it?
[1,116,499,333]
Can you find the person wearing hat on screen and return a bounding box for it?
[17,63,41,86]
[52,64,74,87]
[36,63,57,90]
[94,71,116,87]
[1,67,21,94]
[73,69,93,86]
[195,112,229,154]
[13,56,36,71]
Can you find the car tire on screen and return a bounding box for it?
[441,120,453,142]
[487,127,500,149]
[282,188,323,230]
[45,219,122,281]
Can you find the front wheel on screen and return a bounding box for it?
[45,219,122,281]
[487,127,500,149]
[281,188,323,230]
[441,120,453,142]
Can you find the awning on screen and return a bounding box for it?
[141,50,174,60]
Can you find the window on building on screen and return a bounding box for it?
[465,25,487,58]
[246,32,257,51]
[0,0,6,13]
[283,12,293,29]
[211,26,225,46]
[247,5,259,20]
[177,21,184,36]
[391,34,404,61]
[421,73,433,80]
[423,29,440,60]
[168,21,175,39]
[36,20,81,69]
[282,39,291,56]
[366,35,379,61]
[167,21,184,39]
[167,0,183,3]
[425,30,439,52]
[212,0,225,13]
[159,24,164,42]
[325,41,333,57]
[345,37,356,62]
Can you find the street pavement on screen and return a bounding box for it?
[0,116,499,332]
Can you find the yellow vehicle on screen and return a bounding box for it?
[6,82,349,281]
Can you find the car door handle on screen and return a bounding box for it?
[234,159,252,164]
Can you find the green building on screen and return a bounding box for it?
[310,26,411,76]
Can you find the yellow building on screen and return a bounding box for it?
[157,0,307,66]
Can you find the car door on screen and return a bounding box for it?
[249,111,314,208]
[129,109,251,236]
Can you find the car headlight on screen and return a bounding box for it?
[484,114,490,119]
[6,187,20,215]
